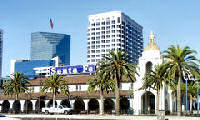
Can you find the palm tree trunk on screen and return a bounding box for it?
[53,89,56,108]
[100,89,104,115]
[156,89,160,115]
[115,79,120,115]
[177,76,182,116]
[190,95,193,113]
[15,94,18,100]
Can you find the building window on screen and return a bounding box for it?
[106,40,110,43]
[106,49,110,52]
[76,85,78,91]
[96,50,100,53]
[101,21,105,25]
[96,32,100,35]
[101,40,105,43]
[101,27,105,30]
[106,35,110,38]
[96,55,100,57]
[96,22,100,26]
[101,49,105,52]
[91,45,95,49]
[106,45,110,47]
[106,31,110,34]
[101,31,105,34]
[101,45,105,48]
[106,26,110,30]
[101,35,105,39]
[96,27,100,30]
[117,17,120,23]
[106,21,110,25]
[96,36,100,40]
[112,25,115,29]
[112,20,115,24]
[96,41,100,44]
[96,45,100,49]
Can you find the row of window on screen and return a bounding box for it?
[88,25,121,31]
[90,19,120,27]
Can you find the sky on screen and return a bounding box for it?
[0,0,200,77]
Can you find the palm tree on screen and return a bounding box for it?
[41,74,69,108]
[87,70,115,115]
[98,49,138,115]
[141,65,166,114]
[3,72,29,100]
[162,45,199,116]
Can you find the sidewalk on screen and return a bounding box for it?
[5,114,200,120]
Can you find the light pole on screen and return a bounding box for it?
[185,78,188,113]
[197,82,199,114]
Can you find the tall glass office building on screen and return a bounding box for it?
[31,32,70,65]
[0,30,3,77]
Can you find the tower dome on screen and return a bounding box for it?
[145,31,160,51]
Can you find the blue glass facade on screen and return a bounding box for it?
[31,32,70,65]
[0,30,3,77]
[14,60,55,76]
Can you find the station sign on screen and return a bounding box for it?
[50,65,95,75]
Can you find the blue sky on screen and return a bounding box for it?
[0,0,200,77]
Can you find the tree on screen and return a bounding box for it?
[3,72,29,100]
[98,49,138,115]
[141,65,166,114]
[87,69,115,115]
[41,74,69,108]
[162,45,199,116]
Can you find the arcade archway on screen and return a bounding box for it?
[88,98,99,113]
[141,91,155,114]
[24,100,33,113]
[1,100,10,113]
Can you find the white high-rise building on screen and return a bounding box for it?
[87,11,143,65]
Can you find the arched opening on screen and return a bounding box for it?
[1,100,10,113]
[60,99,71,107]
[104,98,114,114]
[74,97,85,113]
[47,100,57,107]
[24,100,33,113]
[141,91,155,114]
[120,97,130,114]
[145,61,153,74]
[35,99,45,113]
[88,98,99,113]
[12,100,21,114]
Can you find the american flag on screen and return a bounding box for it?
[50,18,54,29]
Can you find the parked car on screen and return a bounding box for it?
[42,105,73,114]
[0,114,21,120]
